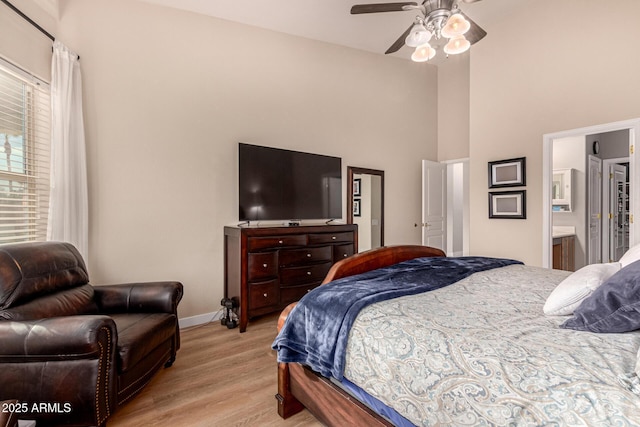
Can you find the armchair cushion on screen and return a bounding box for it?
[111,313,177,372]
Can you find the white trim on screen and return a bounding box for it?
[441,157,470,164]
[542,118,640,268]
[0,54,49,88]
[179,310,223,329]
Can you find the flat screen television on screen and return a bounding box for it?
[238,143,342,222]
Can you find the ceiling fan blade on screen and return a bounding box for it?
[351,2,418,14]
[460,11,487,44]
[385,23,413,54]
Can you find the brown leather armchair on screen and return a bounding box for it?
[0,242,183,427]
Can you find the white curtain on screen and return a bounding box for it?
[47,41,89,260]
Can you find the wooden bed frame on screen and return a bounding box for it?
[275,245,446,426]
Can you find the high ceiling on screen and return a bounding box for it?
[136,0,530,61]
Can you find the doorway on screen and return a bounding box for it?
[421,158,469,256]
[542,119,640,268]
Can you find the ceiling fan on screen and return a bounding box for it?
[350,0,487,62]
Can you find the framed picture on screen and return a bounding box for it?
[489,190,526,219]
[353,178,361,196]
[353,198,361,217]
[488,157,526,188]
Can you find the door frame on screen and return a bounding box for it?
[587,155,602,265]
[603,159,629,262]
[542,118,640,268]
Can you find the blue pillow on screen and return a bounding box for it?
[561,259,640,333]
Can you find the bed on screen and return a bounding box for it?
[272,245,640,426]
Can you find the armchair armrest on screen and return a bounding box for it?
[0,316,117,427]
[93,281,183,315]
[0,316,116,361]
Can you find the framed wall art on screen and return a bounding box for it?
[353,178,361,196]
[489,190,526,219]
[488,157,526,188]
[353,198,361,217]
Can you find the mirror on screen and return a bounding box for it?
[347,166,384,251]
[552,168,573,212]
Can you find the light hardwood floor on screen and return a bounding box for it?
[108,314,323,427]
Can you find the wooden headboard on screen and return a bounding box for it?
[321,245,446,284]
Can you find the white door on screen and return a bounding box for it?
[588,155,602,264]
[422,160,447,252]
[609,164,628,261]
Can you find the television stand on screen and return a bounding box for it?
[224,223,358,332]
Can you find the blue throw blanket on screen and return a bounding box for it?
[272,256,522,380]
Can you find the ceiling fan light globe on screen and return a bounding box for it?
[405,24,431,48]
[411,43,436,62]
[441,14,470,38]
[444,35,470,55]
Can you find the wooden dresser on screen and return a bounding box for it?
[224,224,358,332]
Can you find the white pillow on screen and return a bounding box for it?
[543,262,621,316]
[620,244,640,268]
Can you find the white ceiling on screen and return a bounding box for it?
[136,0,530,61]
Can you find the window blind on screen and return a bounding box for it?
[0,57,51,243]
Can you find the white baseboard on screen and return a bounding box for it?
[179,310,223,329]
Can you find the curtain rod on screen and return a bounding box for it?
[1,0,79,59]
[1,0,55,41]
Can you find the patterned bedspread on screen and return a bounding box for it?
[343,265,640,426]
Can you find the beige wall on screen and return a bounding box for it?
[437,53,469,161]
[469,0,640,266]
[55,0,438,319]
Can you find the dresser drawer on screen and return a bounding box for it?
[333,243,354,262]
[249,279,279,311]
[224,224,357,332]
[280,262,332,286]
[248,235,307,251]
[280,283,317,307]
[247,252,278,280]
[308,232,354,245]
[279,246,332,267]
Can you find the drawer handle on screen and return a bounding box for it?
[263,293,268,298]
[278,240,284,244]
[332,236,337,240]
[343,253,348,257]
[306,289,311,293]
[307,271,312,276]
[306,253,312,257]
[263,263,268,268]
